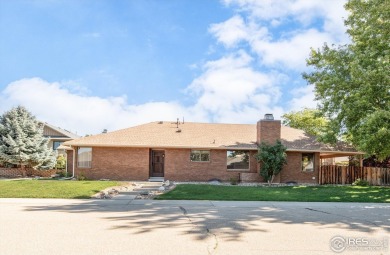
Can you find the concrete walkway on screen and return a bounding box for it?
[1,198,389,255]
[97,181,165,200]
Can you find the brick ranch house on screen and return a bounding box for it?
[63,114,363,183]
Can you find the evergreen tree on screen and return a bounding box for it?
[0,106,56,172]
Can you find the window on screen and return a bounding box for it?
[78,147,92,168]
[53,141,63,150]
[227,150,250,170]
[302,153,314,172]
[190,150,210,162]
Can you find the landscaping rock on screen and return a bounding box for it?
[139,190,149,196]
[209,180,221,185]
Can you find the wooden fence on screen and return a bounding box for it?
[319,165,390,185]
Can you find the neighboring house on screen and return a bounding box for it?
[43,123,80,155]
[63,114,363,183]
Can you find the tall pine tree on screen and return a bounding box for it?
[0,106,56,172]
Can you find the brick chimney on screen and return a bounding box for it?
[257,114,281,145]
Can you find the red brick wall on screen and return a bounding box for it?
[72,147,259,181]
[257,119,281,144]
[66,150,73,174]
[71,146,320,184]
[165,149,257,181]
[279,152,320,183]
[74,147,149,181]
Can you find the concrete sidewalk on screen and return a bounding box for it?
[3,197,390,207]
[1,198,389,255]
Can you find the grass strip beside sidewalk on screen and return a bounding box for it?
[0,180,120,199]
[156,184,390,203]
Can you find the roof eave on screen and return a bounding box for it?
[61,143,361,154]
[62,143,258,150]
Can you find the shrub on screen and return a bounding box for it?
[55,155,66,169]
[352,178,370,186]
[57,171,72,178]
[229,177,238,185]
[77,172,87,181]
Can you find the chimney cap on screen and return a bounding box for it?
[263,113,274,120]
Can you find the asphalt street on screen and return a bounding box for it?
[0,199,389,255]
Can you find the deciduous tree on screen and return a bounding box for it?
[256,140,287,185]
[303,0,390,159]
[282,108,329,137]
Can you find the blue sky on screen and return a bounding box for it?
[0,0,348,135]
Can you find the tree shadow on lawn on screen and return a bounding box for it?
[22,200,390,241]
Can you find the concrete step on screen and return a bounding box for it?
[119,191,142,195]
[114,194,137,200]
[133,188,161,192]
[148,177,164,182]
[139,185,162,188]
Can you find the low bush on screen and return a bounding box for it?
[352,178,370,186]
[229,177,239,185]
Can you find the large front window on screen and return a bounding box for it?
[78,147,92,168]
[227,150,250,170]
[190,150,210,162]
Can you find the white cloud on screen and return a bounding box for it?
[250,29,334,70]
[209,15,246,48]
[208,0,349,112]
[188,51,283,122]
[0,78,191,135]
[211,0,349,70]
[287,84,317,111]
[0,72,284,135]
[222,0,347,29]
[209,15,267,48]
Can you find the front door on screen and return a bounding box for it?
[150,150,165,177]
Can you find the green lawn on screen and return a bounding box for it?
[0,180,120,199]
[157,184,390,203]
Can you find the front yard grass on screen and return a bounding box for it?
[0,180,120,199]
[157,184,390,203]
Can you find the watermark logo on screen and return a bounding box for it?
[330,236,388,253]
[330,236,347,253]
